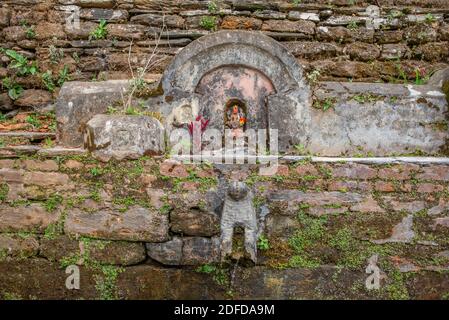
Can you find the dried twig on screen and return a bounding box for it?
[123,14,167,111]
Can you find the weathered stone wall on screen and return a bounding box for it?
[1,154,449,299]
[1,0,449,112]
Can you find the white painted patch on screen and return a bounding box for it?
[318,26,329,33]
[407,85,421,97]
[426,91,445,97]
[299,12,320,22]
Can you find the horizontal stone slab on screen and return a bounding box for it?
[0,234,39,258]
[268,190,364,206]
[39,236,146,266]
[0,132,55,140]
[146,236,220,266]
[64,206,169,242]
[2,259,447,299]
[85,114,165,161]
[0,204,61,233]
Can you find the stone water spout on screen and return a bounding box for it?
[220,180,258,264]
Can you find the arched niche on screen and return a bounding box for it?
[153,30,312,152]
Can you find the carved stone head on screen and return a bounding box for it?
[227,181,249,201]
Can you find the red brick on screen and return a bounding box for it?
[417,165,449,181]
[331,163,377,180]
[159,160,189,178]
[23,172,69,186]
[64,160,84,170]
[400,184,413,192]
[276,165,290,176]
[295,164,318,176]
[375,181,395,192]
[0,169,23,184]
[378,164,419,180]
[350,196,385,213]
[328,180,357,192]
[0,160,15,169]
[221,16,262,30]
[357,182,373,192]
[22,160,58,172]
[417,183,444,193]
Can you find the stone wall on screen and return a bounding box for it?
[1,0,449,112]
[1,153,449,299]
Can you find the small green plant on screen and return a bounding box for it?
[44,194,63,212]
[72,52,80,64]
[347,21,359,30]
[57,65,71,87]
[195,264,229,286]
[90,167,103,176]
[395,63,408,83]
[257,235,270,250]
[25,114,41,129]
[3,49,38,76]
[307,69,321,85]
[313,97,335,111]
[43,137,55,148]
[414,67,431,85]
[208,1,219,13]
[2,292,22,300]
[196,264,216,274]
[200,16,217,31]
[25,26,36,39]
[159,203,172,215]
[49,45,64,64]
[292,0,302,5]
[44,221,63,240]
[352,93,379,104]
[95,265,124,300]
[41,70,56,92]
[125,106,142,115]
[1,77,23,100]
[425,13,436,23]
[107,106,118,114]
[0,183,9,203]
[89,19,108,40]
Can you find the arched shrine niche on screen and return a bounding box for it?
[152,30,313,152]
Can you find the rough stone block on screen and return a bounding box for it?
[0,7,11,28]
[85,114,165,160]
[0,204,61,233]
[0,234,39,258]
[261,19,315,34]
[417,166,449,181]
[23,172,69,186]
[170,210,220,237]
[130,13,185,28]
[350,196,385,213]
[332,164,375,180]
[146,236,220,266]
[221,16,262,30]
[21,160,58,172]
[56,80,129,147]
[64,206,169,242]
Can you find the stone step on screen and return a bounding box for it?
[0,145,86,158]
[0,131,56,141]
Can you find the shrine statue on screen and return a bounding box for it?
[226,104,246,138]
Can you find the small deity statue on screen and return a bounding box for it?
[226,104,246,138]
